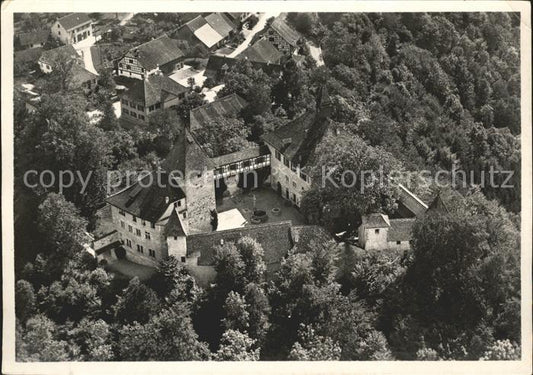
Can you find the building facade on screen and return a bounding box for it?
[116,35,185,80]
[51,13,93,45]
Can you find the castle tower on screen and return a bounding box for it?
[162,129,216,235]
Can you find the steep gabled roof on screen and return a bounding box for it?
[128,35,184,71]
[164,208,187,237]
[189,93,247,130]
[57,13,92,31]
[193,23,224,48]
[184,15,208,33]
[205,13,236,38]
[18,30,49,46]
[362,213,391,229]
[187,221,294,267]
[239,38,283,64]
[270,18,301,47]
[106,171,186,222]
[161,128,215,174]
[123,74,187,107]
[66,63,98,88]
[387,218,416,242]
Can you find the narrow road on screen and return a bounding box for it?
[228,12,280,58]
[74,36,98,75]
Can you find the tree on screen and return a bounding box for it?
[215,330,260,361]
[481,339,521,360]
[147,108,182,141]
[67,318,114,361]
[151,256,199,303]
[244,283,270,343]
[15,280,36,322]
[175,91,207,124]
[97,69,115,90]
[37,193,88,276]
[301,132,403,233]
[221,291,250,333]
[98,100,119,131]
[235,237,266,285]
[288,325,341,360]
[17,315,71,361]
[113,277,161,324]
[118,305,210,360]
[193,116,251,158]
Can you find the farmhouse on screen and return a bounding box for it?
[189,93,247,130]
[51,13,93,45]
[38,44,82,73]
[17,30,49,50]
[239,38,284,65]
[176,14,235,52]
[264,17,302,54]
[120,73,188,124]
[116,35,185,80]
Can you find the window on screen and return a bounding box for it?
[284,158,290,168]
[129,59,134,64]
[123,108,130,115]
[58,31,61,35]
[132,215,137,222]
[292,193,296,202]
[128,225,132,233]
[137,105,144,111]
[285,175,289,183]
[119,63,123,68]
[275,150,281,160]
[180,256,186,263]
[142,220,146,226]
[145,231,151,240]
[375,229,379,234]
[141,68,145,72]
[182,212,187,219]
[174,236,178,240]
[396,241,401,245]
[58,24,60,28]
[269,36,275,42]
[131,112,137,118]
[292,181,297,188]
[120,221,125,229]
[300,173,308,182]
[155,103,161,109]
[119,209,125,216]
[126,65,131,70]
[135,229,141,236]
[149,249,156,258]
[151,222,156,229]
[177,200,182,207]
[149,105,155,111]
[137,244,144,253]
[126,239,132,247]
[139,115,145,121]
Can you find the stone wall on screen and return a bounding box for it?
[185,169,216,234]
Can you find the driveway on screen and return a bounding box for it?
[73,36,99,75]
[228,12,281,58]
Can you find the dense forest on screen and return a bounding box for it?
[14,12,521,361]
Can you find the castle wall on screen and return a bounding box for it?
[185,169,216,234]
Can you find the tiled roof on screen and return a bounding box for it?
[387,218,415,242]
[39,45,80,65]
[189,93,247,130]
[193,23,224,48]
[210,145,270,167]
[164,208,187,237]
[106,171,186,222]
[362,213,391,228]
[18,30,49,46]
[239,38,283,64]
[128,35,184,71]
[185,15,208,33]
[123,74,187,107]
[205,55,281,80]
[57,13,92,31]
[66,63,98,88]
[262,87,332,167]
[270,18,301,47]
[187,221,294,267]
[205,13,236,38]
[15,47,43,64]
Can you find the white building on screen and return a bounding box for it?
[51,13,93,45]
